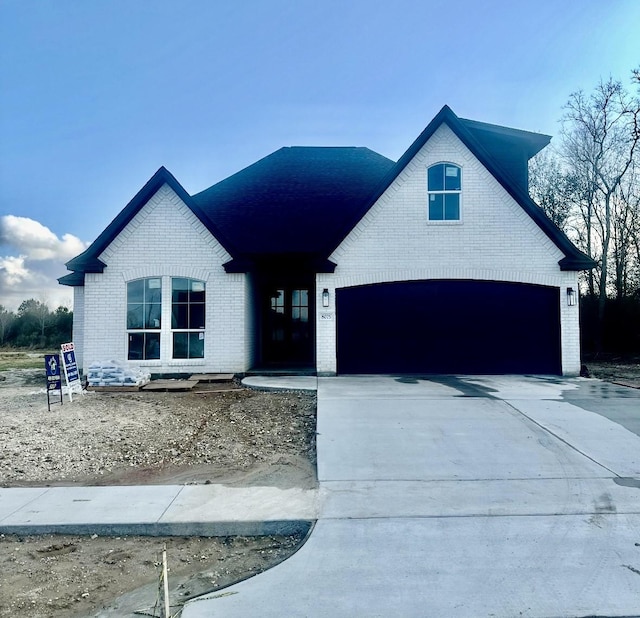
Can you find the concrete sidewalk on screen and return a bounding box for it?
[0,484,318,537]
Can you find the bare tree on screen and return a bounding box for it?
[611,161,640,298]
[528,148,572,231]
[559,75,640,336]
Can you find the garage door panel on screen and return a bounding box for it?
[336,280,561,374]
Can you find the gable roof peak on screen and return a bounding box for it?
[62,165,237,279]
[344,105,593,271]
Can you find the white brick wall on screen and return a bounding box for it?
[72,286,85,372]
[316,125,582,376]
[79,184,248,375]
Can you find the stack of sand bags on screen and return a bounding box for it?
[86,360,151,387]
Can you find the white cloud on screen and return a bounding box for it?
[0,255,30,286]
[0,215,89,312]
[0,215,87,261]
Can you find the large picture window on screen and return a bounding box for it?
[428,163,461,221]
[172,278,205,359]
[127,278,161,360]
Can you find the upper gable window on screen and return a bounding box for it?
[428,163,461,221]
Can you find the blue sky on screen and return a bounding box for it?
[0,0,638,310]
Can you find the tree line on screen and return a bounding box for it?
[529,68,640,358]
[0,300,73,349]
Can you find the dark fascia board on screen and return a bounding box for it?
[342,105,594,271]
[63,251,106,273]
[223,257,255,273]
[58,271,85,287]
[64,167,238,274]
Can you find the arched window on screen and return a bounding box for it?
[427,163,461,221]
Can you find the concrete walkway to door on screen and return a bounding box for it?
[183,375,640,618]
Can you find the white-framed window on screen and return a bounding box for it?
[171,278,205,359]
[428,163,461,221]
[127,278,162,360]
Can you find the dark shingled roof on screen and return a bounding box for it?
[191,146,395,259]
[59,105,594,287]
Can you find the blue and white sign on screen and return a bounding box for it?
[45,354,61,390]
[61,342,83,401]
[44,354,63,410]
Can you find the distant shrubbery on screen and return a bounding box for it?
[0,299,73,349]
[581,294,640,360]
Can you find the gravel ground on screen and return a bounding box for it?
[0,368,317,617]
[0,369,317,488]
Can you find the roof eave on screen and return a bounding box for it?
[58,271,86,287]
[559,255,597,271]
[65,252,106,273]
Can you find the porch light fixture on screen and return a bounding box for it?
[322,288,330,307]
[567,287,577,306]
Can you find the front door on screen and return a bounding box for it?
[263,286,313,364]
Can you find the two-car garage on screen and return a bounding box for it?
[336,280,561,375]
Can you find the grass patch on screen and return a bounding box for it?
[0,349,56,371]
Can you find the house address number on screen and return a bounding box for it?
[320,313,334,321]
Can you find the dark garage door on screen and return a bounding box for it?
[336,280,561,374]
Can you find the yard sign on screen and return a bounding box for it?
[60,342,83,402]
[44,354,63,411]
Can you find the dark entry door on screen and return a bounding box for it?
[263,287,313,364]
[336,280,561,374]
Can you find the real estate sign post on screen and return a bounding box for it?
[44,354,63,411]
[60,342,83,402]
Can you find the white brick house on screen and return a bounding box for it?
[60,106,593,376]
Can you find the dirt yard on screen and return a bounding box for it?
[0,367,317,617]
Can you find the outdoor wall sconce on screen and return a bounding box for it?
[322,288,330,307]
[567,287,577,306]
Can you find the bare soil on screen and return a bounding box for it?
[583,358,640,388]
[0,368,316,617]
[0,532,307,618]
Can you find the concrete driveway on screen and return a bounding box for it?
[183,375,640,617]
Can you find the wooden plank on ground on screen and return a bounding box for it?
[87,385,141,392]
[142,379,199,392]
[190,373,235,383]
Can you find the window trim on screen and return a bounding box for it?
[427,162,462,223]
